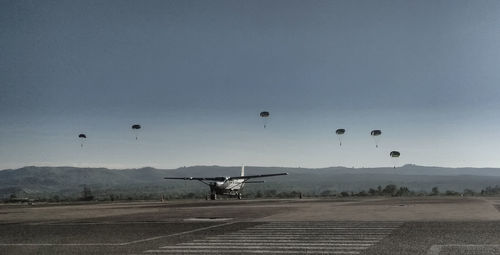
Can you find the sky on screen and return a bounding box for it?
[1,0,500,169]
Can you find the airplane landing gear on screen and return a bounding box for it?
[209,183,217,200]
[237,193,242,200]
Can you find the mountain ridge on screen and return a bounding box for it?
[1,164,500,199]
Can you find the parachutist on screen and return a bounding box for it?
[390,151,400,168]
[371,129,382,148]
[132,124,141,140]
[260,111,270,129]
[78,133,87,148]
[335,128,345,147]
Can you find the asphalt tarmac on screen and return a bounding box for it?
[1,197,499,254]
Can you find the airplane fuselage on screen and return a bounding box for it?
[212,178,245,195]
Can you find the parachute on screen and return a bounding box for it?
[370,129,382,148]
[78,134,87,148]
[390,151,400,157]
[260,111,270,128]
[335,129,346,146]
[132,124,141,140]
[390,151,401,168]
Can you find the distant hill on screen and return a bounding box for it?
[1,165,500,199]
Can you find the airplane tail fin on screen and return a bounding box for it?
[241,165,245,177]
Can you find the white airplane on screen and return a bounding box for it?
[164,166,288,200]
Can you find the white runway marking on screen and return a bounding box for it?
[0,222,236,246]
[145,221,402,254]
[145,251,361,254]
[427,244,500,255]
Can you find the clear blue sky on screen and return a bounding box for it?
[1,0,500,169]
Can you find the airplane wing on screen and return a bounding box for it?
[163,177,222,181]
[244,180,265,183]
[164,173,288,181]
[228,173,288,180]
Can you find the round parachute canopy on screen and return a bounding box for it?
[335,129,346,146]
[390,151,401,157]
[78,134,87,139]
[335,129,346,135]
[132,124,141,130]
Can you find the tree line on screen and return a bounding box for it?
[6,184,500,203]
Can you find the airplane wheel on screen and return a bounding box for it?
[237,193,242,200]
[210,194,216,200]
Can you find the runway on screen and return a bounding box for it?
[146,221,402,254]
[1,197,499,254]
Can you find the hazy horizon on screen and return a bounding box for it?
[3,163,500,172]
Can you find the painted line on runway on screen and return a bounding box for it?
[204,235,380,239]
[254,227,397,230]
[158,245,369,249]
[239,232,393,234]
[145,250,361,254]
[124,221,236,245]
[0,221,236,246]
[146,221,403,254]
[196,240,380,243]
[182,243,376,246]
[28,221,180,225]
[204,235,387,238]
[427,244,500,255]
